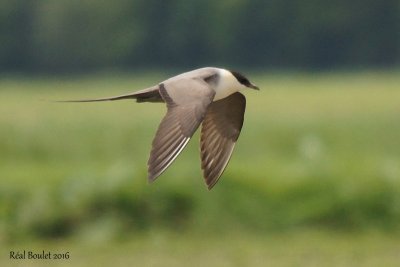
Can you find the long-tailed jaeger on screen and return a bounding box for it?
[61,67,259,189]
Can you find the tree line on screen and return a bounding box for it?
[1,0,399,73]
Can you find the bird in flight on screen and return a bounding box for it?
[60,67,259,189]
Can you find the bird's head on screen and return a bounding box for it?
[230,70,259,90]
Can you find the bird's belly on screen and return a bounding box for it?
[213,86,238,101]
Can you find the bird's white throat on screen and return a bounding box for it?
[213,69,243,101]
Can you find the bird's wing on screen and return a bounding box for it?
[148,79,215,182]
[200,92,246,189]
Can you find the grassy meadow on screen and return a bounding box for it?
[1,71,400,266]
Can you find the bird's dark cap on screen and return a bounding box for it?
[230,70,259,90]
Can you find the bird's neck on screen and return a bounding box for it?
[213,69,242,101]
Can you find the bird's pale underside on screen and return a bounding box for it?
[59,67,258,189]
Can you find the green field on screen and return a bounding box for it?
[1,71,400,266]
[4,230,400,267]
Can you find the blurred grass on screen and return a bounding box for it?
[3,230,400,267]
[0,71,400,265]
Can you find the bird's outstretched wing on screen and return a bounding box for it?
[200,92,246,189]
[148,80,215,181]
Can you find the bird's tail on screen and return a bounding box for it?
[56,86,162,103]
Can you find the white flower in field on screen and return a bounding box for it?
[382,159,400,182]
[298,134,324,161]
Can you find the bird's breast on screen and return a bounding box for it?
[213,69,242,101]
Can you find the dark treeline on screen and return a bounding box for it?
[1,0,399,73]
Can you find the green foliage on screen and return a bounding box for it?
[0,1,399,72]
[0,72,400,242]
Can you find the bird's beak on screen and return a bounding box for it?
[248,83,259,90]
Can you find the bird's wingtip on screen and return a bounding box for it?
[148,175,156,183]
[147,170,160,184]
[205,179,217,190]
